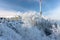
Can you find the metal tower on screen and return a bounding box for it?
[40,0,42,16]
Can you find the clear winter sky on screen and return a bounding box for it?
[0,0,60,19]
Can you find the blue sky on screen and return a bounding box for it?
[0,0,60,20]
[0,0,60,12]
[0,0,39,12]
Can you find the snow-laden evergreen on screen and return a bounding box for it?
[0,13,60,40]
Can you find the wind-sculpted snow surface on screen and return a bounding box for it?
[0,13,60,40]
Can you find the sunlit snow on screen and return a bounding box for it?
[0,13,60,40]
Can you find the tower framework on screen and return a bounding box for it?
[40,0,42,16]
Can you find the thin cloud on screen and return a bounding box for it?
[0,10,38,18]
[0,10,17,18]
[44,5,60,20]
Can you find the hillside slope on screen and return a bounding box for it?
[0,13,60,40]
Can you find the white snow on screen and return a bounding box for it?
[0,13,60,40]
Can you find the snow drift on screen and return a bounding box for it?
[0,13,60,40]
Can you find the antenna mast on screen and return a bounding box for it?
[40,0,42,16]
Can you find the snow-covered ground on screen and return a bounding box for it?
[0,13,60,40]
